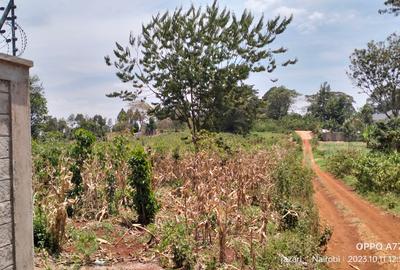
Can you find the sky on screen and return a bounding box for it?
[3,0,399,120]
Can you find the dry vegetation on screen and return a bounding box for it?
[33,132,325,269]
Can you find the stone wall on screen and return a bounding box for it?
[0,79,13,270]
[0,54,33,270]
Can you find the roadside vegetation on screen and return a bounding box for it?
[314,129,400,215]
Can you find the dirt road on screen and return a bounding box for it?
[296,131,400,270]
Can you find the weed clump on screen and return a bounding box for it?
[158,222,195,269]
[70,228,99,263]
[33,205,66,254]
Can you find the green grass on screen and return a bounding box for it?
[313,141,367,170]
[130,130,286,155]
[314,141,400,215]
[34,130,286,159]
[317,141,367,153]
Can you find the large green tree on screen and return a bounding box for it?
[348,34,400,119]
[105,1,296,145]
[261,86,298,119]
[307,82,355,130]
[29,75,48,139]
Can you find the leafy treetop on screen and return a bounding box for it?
[307,82,355,130]
[105,1,296,144]
[262,86,299,120]
[379,0,400,15]
[30,75,48,139]
[348,33,400,119]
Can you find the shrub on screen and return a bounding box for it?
[291,132,302,146]
[33,206,52,251]
[106,174,117,215]
[354,152,400,194]
[32,140,65,186]
[274,151,313,201]
[273,150,315,234]
[158,222,195,269]
[275,200,300,231]
[128,148,160,225]
[364,118,400,152]
[33,206,65,254]
[327,149,360,179]
[70,228,99,263]
[69,129,96,198]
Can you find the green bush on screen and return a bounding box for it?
[106,174,117,215]
[326,149,400,195]
[274,151,313,201]
[291,132,302,146]
[128,147,160,225]
[252,119,286,133]
[69,128,96,198]
[158,222,195,269]
[70,228,99,262]
[258,229,320,269]
[364,118,400,152]
[354,152,400,194]
[275,200,300,231]
[32,140,65,186]
[326,149,360,179]
[33,206,61,254]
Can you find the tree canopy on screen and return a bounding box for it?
[261,86,298,119]
[67,114,110,138]
[379,0,400,15]
[307,82,355,130]
[105,1,296,144]
[30,75,49,139]
[348,34,400,119]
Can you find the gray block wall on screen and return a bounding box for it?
[0,54,33,270]
[0,79,13,270]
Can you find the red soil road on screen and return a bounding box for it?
[296,131,400,270]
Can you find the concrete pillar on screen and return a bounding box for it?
[0,53,33,270]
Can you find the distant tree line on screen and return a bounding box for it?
[29,76,184,140]
[30,76,112,140]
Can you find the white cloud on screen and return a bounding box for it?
[245,0,282,11]
[244,0,356,34]
[308,11,324,21]
[273,6,306,18]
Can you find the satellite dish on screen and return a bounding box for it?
[0,0,27,56]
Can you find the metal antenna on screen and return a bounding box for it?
[0,0,26,56]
